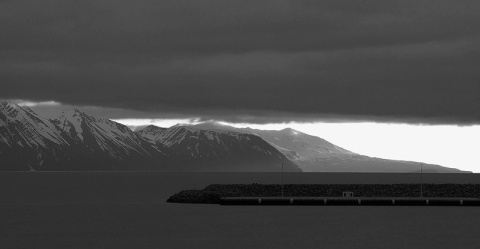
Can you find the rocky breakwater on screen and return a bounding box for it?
[166,184,480,204]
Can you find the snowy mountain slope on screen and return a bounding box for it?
[0,102,298,172]
[0,102,467,172]
[193,122,466,173]
[137,125,301,172]
[51,109,155,160]
[0,103,173,171]
[0,102,71,170]
[135,125,167,143]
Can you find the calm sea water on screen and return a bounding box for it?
[1,172,479,249]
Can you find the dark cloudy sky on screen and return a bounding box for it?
[1,0,480,124]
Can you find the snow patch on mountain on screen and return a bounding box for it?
[53,109,153,160]
[57,109,85,141]
[1,102,68,147]
[135,124,301,171]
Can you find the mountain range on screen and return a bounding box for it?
[193,122,465,173]
[0,102,298,172]
[0,102,466,172]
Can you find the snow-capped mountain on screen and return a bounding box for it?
[0,102,299,172]
[0,102,468,172]
[50,108,175,170]
[137,125,301,172]
[193,122,466,173]
[51,109,157,161]
[0,102,70,170]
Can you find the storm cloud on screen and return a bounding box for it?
[1,0,480,124]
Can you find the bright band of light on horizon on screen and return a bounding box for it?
[11,99,478,173]
[115,118,480,173]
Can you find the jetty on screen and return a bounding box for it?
[166,183,480,206]
[220,197,480,206]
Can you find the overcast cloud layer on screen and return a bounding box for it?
[1,0,479,124]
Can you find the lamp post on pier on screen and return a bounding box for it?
[281,162,284,197]
[420,163,423,198]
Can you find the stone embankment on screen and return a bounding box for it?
[166,184,480,204]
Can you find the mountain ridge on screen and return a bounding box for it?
[136,125,301,172]
[192,121,467,173]
[0,102,469,173]
[0,102,301,172]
